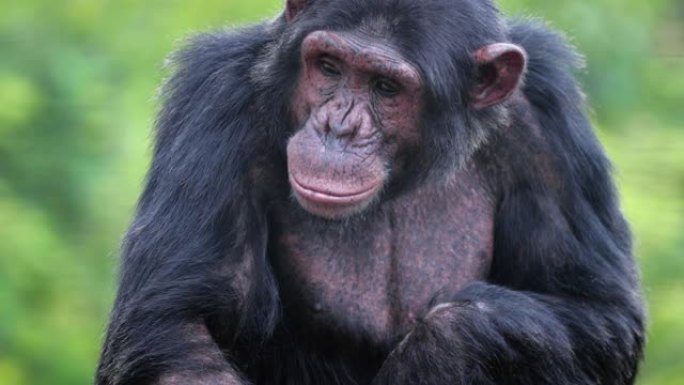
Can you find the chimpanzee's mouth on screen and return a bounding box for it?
[289,174,381,207]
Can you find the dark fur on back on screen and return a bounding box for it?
[96,1,644,385]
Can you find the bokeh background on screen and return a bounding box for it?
[0,0,682,384]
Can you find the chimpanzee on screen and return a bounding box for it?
[96,0,645,384]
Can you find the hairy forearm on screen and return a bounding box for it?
[153,322,249,385]
[99,318,249,385]
[157,370,248,385]
[374,282,643,385]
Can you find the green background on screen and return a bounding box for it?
[0,1,682,384]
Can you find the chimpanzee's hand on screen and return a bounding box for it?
[372,303,469,385]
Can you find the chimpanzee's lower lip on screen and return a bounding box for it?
[289,175,380,206]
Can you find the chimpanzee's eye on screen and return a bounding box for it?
[318,56,342,77]
[374,77,401,97]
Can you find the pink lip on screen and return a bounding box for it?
[290,175,380,206]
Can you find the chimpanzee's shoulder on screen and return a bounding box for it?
[166,23,272,76]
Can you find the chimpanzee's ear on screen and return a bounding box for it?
[471,43,527,109]
[285,0,308,22]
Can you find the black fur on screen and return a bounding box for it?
[96,1,645,384]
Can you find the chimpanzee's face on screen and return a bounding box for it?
[287,30,424,219]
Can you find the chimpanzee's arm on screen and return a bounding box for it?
[95,26,277,385]
[373,183,644,385]
[373,22,645,385]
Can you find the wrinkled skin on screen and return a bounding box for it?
[287,31,425,219]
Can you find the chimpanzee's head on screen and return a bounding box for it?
[277,0,527,219]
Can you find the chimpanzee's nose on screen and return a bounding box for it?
[329,102,359,138]
[330,121,356,137]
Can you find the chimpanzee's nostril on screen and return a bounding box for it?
[330,121,355,137]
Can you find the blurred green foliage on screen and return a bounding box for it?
[0,1,682,384]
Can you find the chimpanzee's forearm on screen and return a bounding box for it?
[153,323,249,385]
[374,282,644,385]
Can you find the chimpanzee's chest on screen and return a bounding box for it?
[269,171,495,345]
